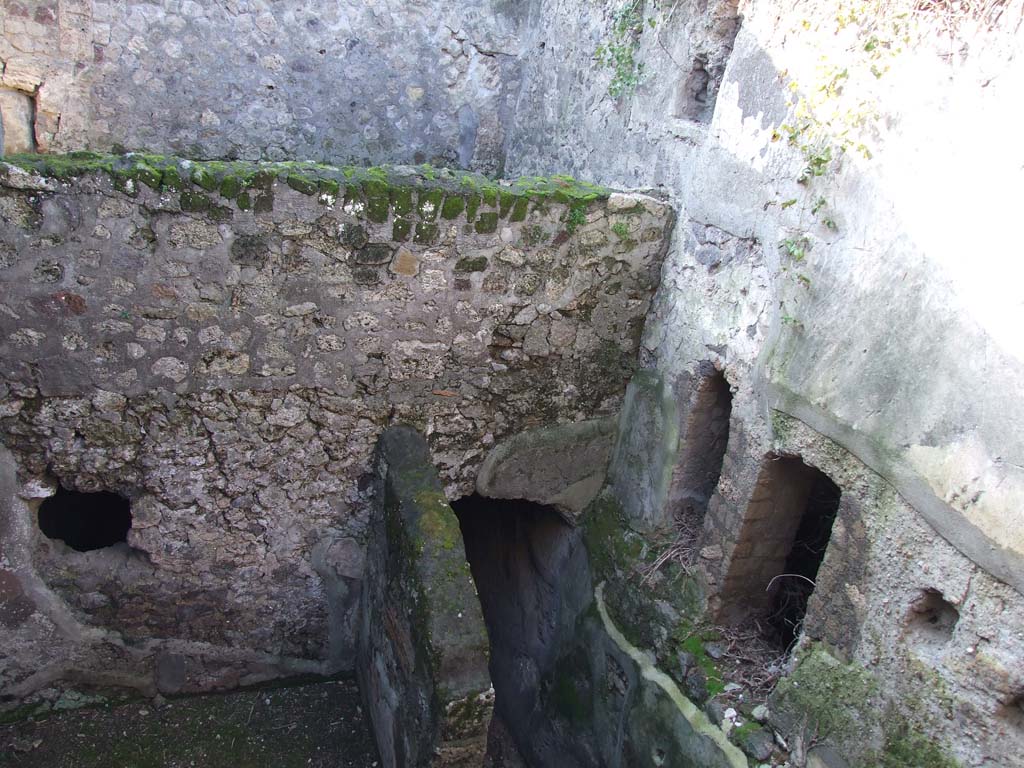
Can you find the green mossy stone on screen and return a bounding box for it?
[454,256,488,273]
[475,212,499,234]
[414,222,439,245]
[128,164,163,190]
[112,172,140,197]
[287,174,318,195]
[499,191,515,218]
[510,197,530,222]
[191,167,220,192]
[366,196,390,223]
[286,175,317,195]
[318,178,341,200]
[465,194,481,222]
[180,190,211,212]
[392,218,412,242]
[237,191,252,210]
[391,187,414,216]
[363,179,391,223]
[417,189,444,221]
[161,168,184,191]
[220,175,242,199]
[481,188,498,207]
[441,195,465,220]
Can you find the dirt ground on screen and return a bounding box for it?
[0,678,379,768]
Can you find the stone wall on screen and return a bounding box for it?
[3,1,1024,765]
[0,0,527,173]
[503,1,1024,765]
[0,154,671,709]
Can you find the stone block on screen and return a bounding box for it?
[357,426,489,768]
[0,88,35,154]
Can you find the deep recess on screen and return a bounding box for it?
[765,468,841,650]
[452,493,590,760]
[38,486,132,552]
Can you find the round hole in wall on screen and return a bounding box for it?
[906,588,959,642]
[38,485,132,552]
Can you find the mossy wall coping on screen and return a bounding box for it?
[0,152,611,213]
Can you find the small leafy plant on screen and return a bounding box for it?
[595,0,654,98]
[565,204,588,234]
[780,235,811,261]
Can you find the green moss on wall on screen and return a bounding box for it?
[392,218,412,241]
[414,222,439,245]
[772,644,880,743]
[510,196,530,222]
[475,212,499,234]
[391,186,414,216]
[440,194,465,220]
[880,721,960,768]
[287,174,319,195]
[417,189,445,221]
[463,194,481,222]
[454,256,488,273]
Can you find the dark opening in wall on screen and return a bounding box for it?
[451,494,591,760]
[906,588,959,643]
[765,470,841,649]
[672,365,732,537]
[717,456,841,650]
[38,485,132,552]
[676,56,712,121]
[1001,693,1023,730]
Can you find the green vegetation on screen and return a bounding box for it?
[594,0,655,98]
[565,204,588,235]
[779,235,811,261]
[611,221,631,239]
[454,256,488,273]
[674,627,725,697]
[772,644,879,743]
[880,720,960,768]
[0,153,612,227]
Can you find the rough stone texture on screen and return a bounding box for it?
[0,0,526,173]
[474,416,616,521]
[473,490,742,768]
[607,369,679,533]
[0,156,670,710]
[0,87,35,154]
[357,426,489,768]
[2,1,1024,765]
[456,495,594,766]
[503,2,1024,766]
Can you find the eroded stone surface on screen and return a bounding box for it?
[0,157,671,709]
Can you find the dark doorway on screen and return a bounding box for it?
[38,485,132,552]
[451,494,592,761]
[672,366,732,534]
[717,456,841,650]
[763,469,841,648]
